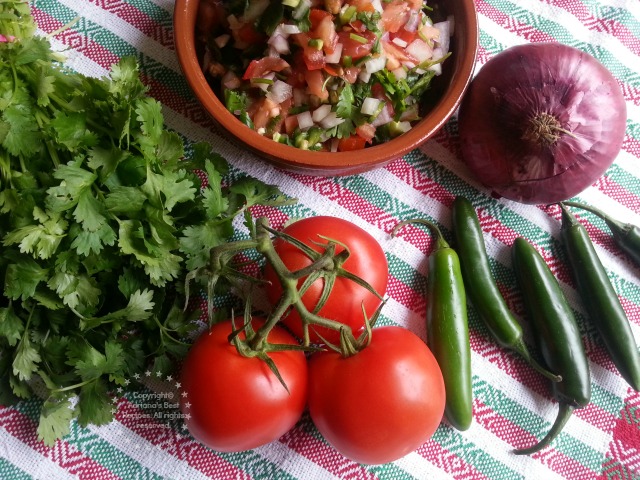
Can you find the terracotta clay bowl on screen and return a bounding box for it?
[174,0,478,176]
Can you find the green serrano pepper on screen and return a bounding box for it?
[392,218,473,431]
[560,204,640,391]
[563,200,640,267]
[451,197,561,382]
[511,237,591,455]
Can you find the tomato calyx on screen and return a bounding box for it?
[185,216,387,360]
[227,313,315,393]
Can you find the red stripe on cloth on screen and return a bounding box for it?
[593,174,640,216]
[546,0,640,57]
[0,406,122,480]
[473,399,600,480]
[31,7,121,70]
[114,399,252,479]
[278,420,380,480]
[417,437,491,480]
[87,0,175,49]
[475,0,556,43]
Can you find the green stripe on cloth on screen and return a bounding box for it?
[480,0,640,87]
[34,1,189,92]
[577,0,640,37]
[13,399,165,480]
[122,0,174,26]
[124,385,294,480]
[474,378,606,474]
[0,457,32,480]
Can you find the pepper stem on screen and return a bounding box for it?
[391,218,450,251]
[513,403,574,455]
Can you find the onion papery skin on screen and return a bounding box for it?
[458,42,627,205]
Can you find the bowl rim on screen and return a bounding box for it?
[174,0,479,173]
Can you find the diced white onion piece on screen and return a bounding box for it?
[293,0,311,20]
[324,43,343,64]
[330,138,339,152]
[269,34,290,54]
[429,63,442,75]
[404,10,421,32]
[358,71,371,83]
[297,111,314,130]
[395,121,412,133]
[267,80,293,103]
[312,104,332,122]
[257,127,266,135]
[364,55,387,74]
[214,34,230,48]
[392,67,407,80]
[392,37,408,48]
[433,20,451,53]
[406,39,434,63]
[253,72,276,92]
[222,71,242,90]
[360,97,381,116]
[371,107,392,127]
[282,23,302,35]
[371,0,384,12]
[319,112,345,129]
[432,46,445,61]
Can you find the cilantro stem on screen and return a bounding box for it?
[52,378,95,393]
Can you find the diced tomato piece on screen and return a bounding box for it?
[285,114,299,135]
[382,39,418,65]
[390,28,418,46]
[338,135,367,151]
[292,32,327,70]
[381,0,411,33]
[342,66,360,84]
[356,123,376,143]
[236,22,266,45]
[304,69,329,100]
[348,0,376,13]
[407,0,424,10]
[303,47,326,70]
[323,64,343,76]
[196,0,225,34]
[243,57,290,80]
[314,16,338,54]
[249,97,279,130]
[338,30,377,59]
[310,8,332,29]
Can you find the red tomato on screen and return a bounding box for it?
[381,0,412,33]
[180,318,308,452]
[337,30,377,59]
[356,123,376,143]
[263,217,388,345]
[304,68,329,100]
[243,57,290,80]
[307,326,446,465]
[338,135,367,151]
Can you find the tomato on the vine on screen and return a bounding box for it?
[180,318,308,452]
[307,326,446,465]
[262,216,388,345]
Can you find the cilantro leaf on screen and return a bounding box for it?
[0,306,24,347]
[12,334,41,381]
[37,395,75,446]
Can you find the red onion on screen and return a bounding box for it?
[457,43,627,204]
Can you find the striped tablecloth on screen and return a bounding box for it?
[2,0,640,479]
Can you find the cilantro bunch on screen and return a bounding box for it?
[0,2,289,445]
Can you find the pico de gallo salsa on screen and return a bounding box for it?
[196,0,453,152]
